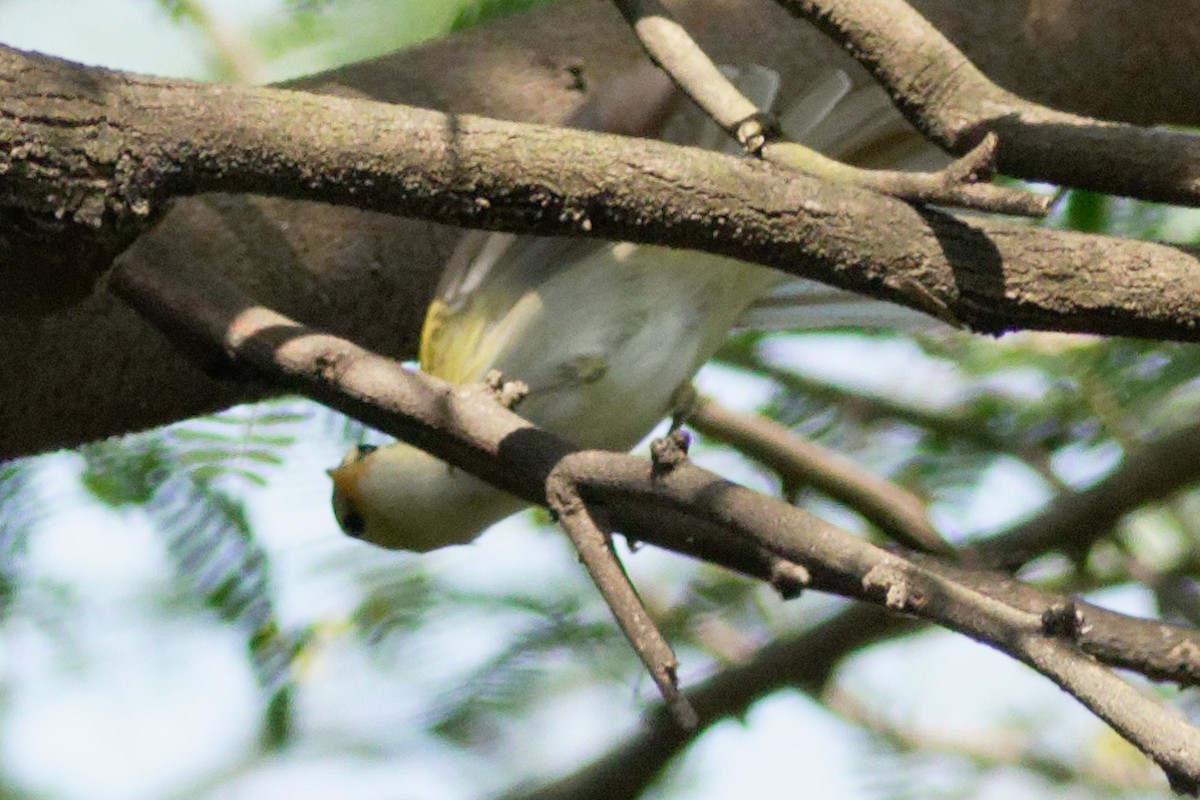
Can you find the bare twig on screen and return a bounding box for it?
[777,0,1200,205]
[686,394,954,556]
[609,0,1050,216]
[973,419,1200,570]
[546,459,698,729]
[769,131,1052,216]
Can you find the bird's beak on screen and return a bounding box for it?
[327,463,359,500]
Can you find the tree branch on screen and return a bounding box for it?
[8,0,1200,461]
[516,556,1200,800]
[719,352,1064,486]
[5,44,1200,343]
[545,449,1200,789]
[610,0,1050,216]
[973,419,1200,571]
[824,685,1162,792]
[718,348,1200,591]
[546,455,699,728]
[509,603,919,800]
[686,394,953,556]
[778,0,1200,204]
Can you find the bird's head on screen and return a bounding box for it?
[328,440,527,552]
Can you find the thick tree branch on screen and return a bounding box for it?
[106,247,1200,696]
[7,45,1200,345]
[778,0,1200,204]
[113,236,1200,693]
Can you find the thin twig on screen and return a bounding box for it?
[611,0,762,138]
[686,394,954,556]
[609,0,1050,216]
[546,461,698,729]
[717,351,1068,490]
[973,419,1200,570]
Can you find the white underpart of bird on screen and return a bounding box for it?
[329,64,948,552]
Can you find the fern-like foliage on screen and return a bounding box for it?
[0,459,43,621]
[80,398,321,749]
[425,594,620,746]
[147,468,302,748]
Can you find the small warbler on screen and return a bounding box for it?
[330,65,943,551]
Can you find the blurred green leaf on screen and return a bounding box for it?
[449,0,561,32]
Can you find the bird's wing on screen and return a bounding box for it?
[419,234,609,382]
[795,79,948,171]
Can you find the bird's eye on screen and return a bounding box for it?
[342,509,366,537]
[332,490,367,538]
[355,443,379,459]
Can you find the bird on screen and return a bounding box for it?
[329,64,945,552]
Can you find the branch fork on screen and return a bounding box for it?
[611,0,1050,217]
[547,453,698,730]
